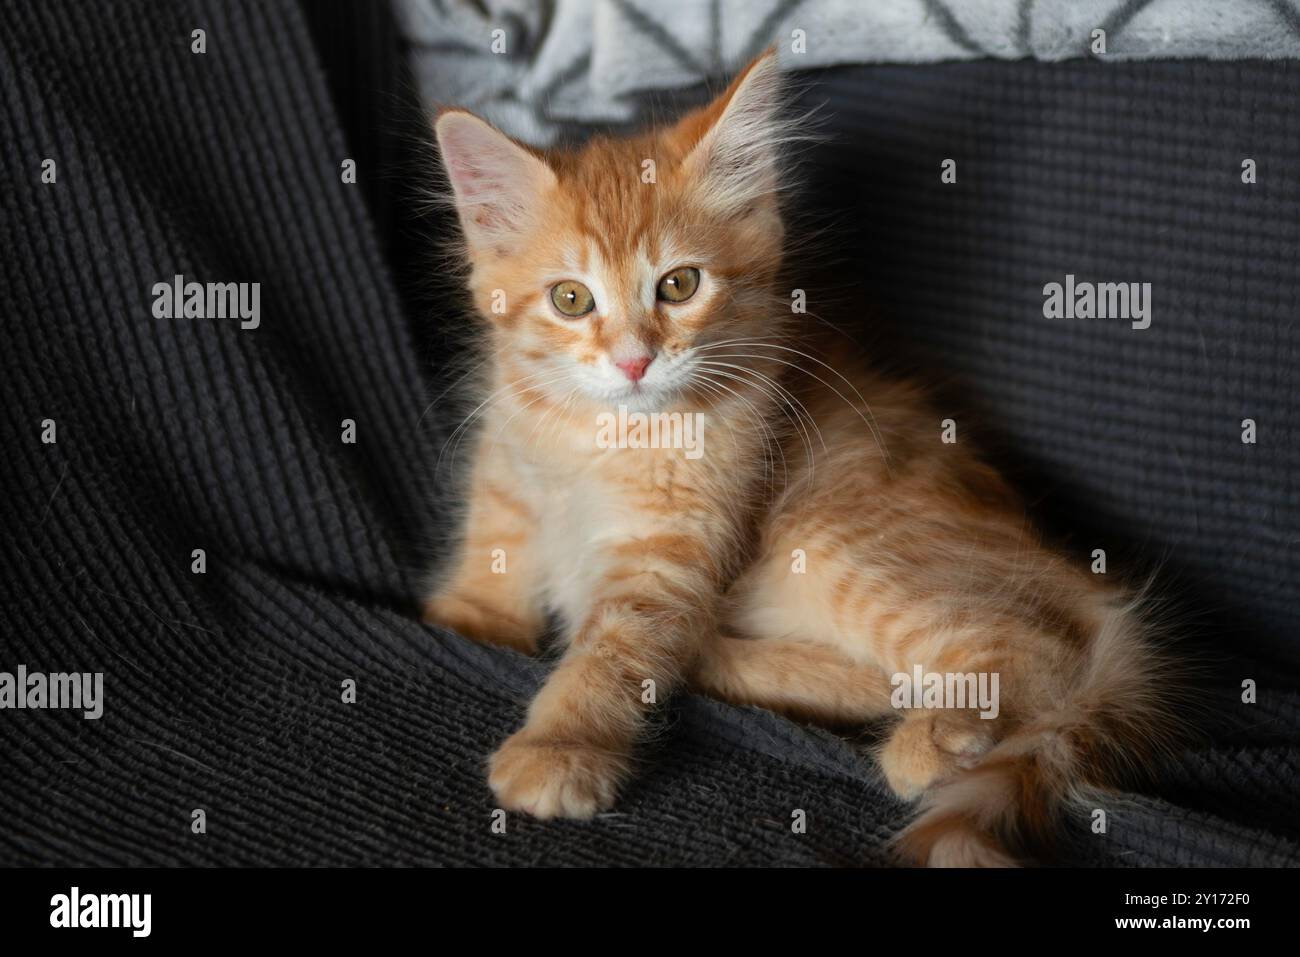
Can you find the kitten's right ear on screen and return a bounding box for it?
[434,110,556,257]
[672,50,787,218]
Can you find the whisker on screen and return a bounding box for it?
[436,367,577,476]
[693,360,819,489]
[688,374,781,494]
[694,358,825,457]
[691,370,788,493]
[693,339,893,476]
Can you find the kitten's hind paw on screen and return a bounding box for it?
[422,591,538,654]
[879,714,995,800]
[488,732,627,820]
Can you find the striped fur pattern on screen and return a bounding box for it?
[424,52,1178,865]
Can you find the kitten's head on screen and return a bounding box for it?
[435,52,794,412]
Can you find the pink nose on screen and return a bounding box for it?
[615,355,653,382]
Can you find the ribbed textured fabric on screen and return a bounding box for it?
[0,0,1297,866]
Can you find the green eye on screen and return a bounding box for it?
[657,267,700,303]
[550,280,595,317]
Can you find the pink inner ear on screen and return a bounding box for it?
[446,157,508,229]
[438,114,550,245]
[448,157,486,189]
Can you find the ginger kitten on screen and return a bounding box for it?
[424,51,1177,866]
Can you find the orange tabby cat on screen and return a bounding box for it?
[423,51,1177,866]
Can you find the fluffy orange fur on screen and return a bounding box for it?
[424,51,1178,865]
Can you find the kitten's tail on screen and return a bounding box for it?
[895,594,1181,867]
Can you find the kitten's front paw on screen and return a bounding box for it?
[488,732,627,820]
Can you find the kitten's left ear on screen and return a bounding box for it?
[434,109,557,257]
[673,49,786,217]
